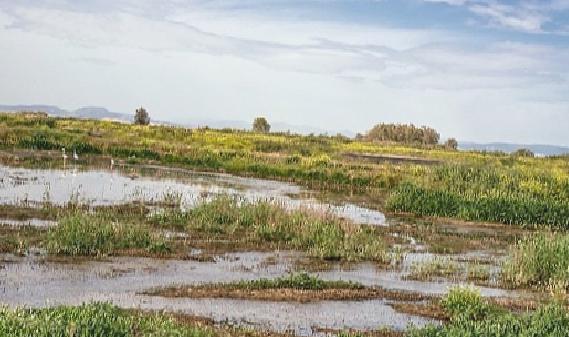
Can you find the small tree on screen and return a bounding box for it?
[445,138,458,150]
[134,107,150,125]
[513,148,534,158]
[253,117,270,133]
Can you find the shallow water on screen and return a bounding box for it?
[0,164,385,226]
[0,218,57,228]
[0,252,435,334]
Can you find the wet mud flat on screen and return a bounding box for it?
[0,251,440,334]
[0,162,544,336]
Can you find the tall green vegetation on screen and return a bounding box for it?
[502,233,569,291]
[0,303,215,337]
[387,165,569,228]
[408,287,569,337]
[152,195,390,262]
[359,123,440,145]
[47,214,167,256]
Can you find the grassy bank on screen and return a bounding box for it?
[1,112,568,228]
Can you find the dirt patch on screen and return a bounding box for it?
[390,301,448,321]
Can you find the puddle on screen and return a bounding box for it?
[0,252,435,334]
[0,218,57,228]
[0,165,385,226]
[314,252,526,299]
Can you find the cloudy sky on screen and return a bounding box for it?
[0,0,568,145]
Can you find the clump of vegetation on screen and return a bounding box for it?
[47,213,166,256]
[408,286,569,337]
[444,138,458,150]
[224,272,363,291]
[387,164,569,228]
[513,148,535,158]
[0,302,215,337]
[134,107,150,125]
[359,123,440,145]
[502,233,569,291]
[252,117,271,133]
[152,195,391,262]
[407,258,460,281]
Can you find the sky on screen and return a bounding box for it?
[0,0,568,145]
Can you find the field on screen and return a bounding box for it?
[1,112,569,336]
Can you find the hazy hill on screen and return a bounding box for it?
[459,142,569,156]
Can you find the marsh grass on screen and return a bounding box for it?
[406,258,460,281]
[406,258,492,283]
[408,286,569,337]
[46,213,166,256]
[0,303,215,337]
[151,195,392,262]
[502,232,569,291]
[218,272,364,291]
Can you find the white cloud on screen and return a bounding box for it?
[0,1,568,145]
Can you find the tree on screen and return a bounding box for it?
[253,117,270,133]
[362,123,440,146]
[445,138,458,150]
[513,148,534,158]
[134,107,150,125]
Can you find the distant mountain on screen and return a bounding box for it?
[459,142,569,157]
[0,104,355,136]
[0,104,132,122]
[0,104,68,116]
[72,106,131,121]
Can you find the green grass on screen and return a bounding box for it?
[406,258,460,281]
[219,272,364,291]
[2,112,568,228]
[47,213,167,256]
[502,233,569,291]
[387,164,569,228]
[408,287,569,337]
[151,195,391,262]
[0,303,214,337]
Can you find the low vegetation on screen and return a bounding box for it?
[145,272,429,302]
[408,286,569,337]
[0,303,216,337]
[204,272,363,291]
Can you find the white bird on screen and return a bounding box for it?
[73,150,79,161]
[110,158,115,169]
[61,148,68,160]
